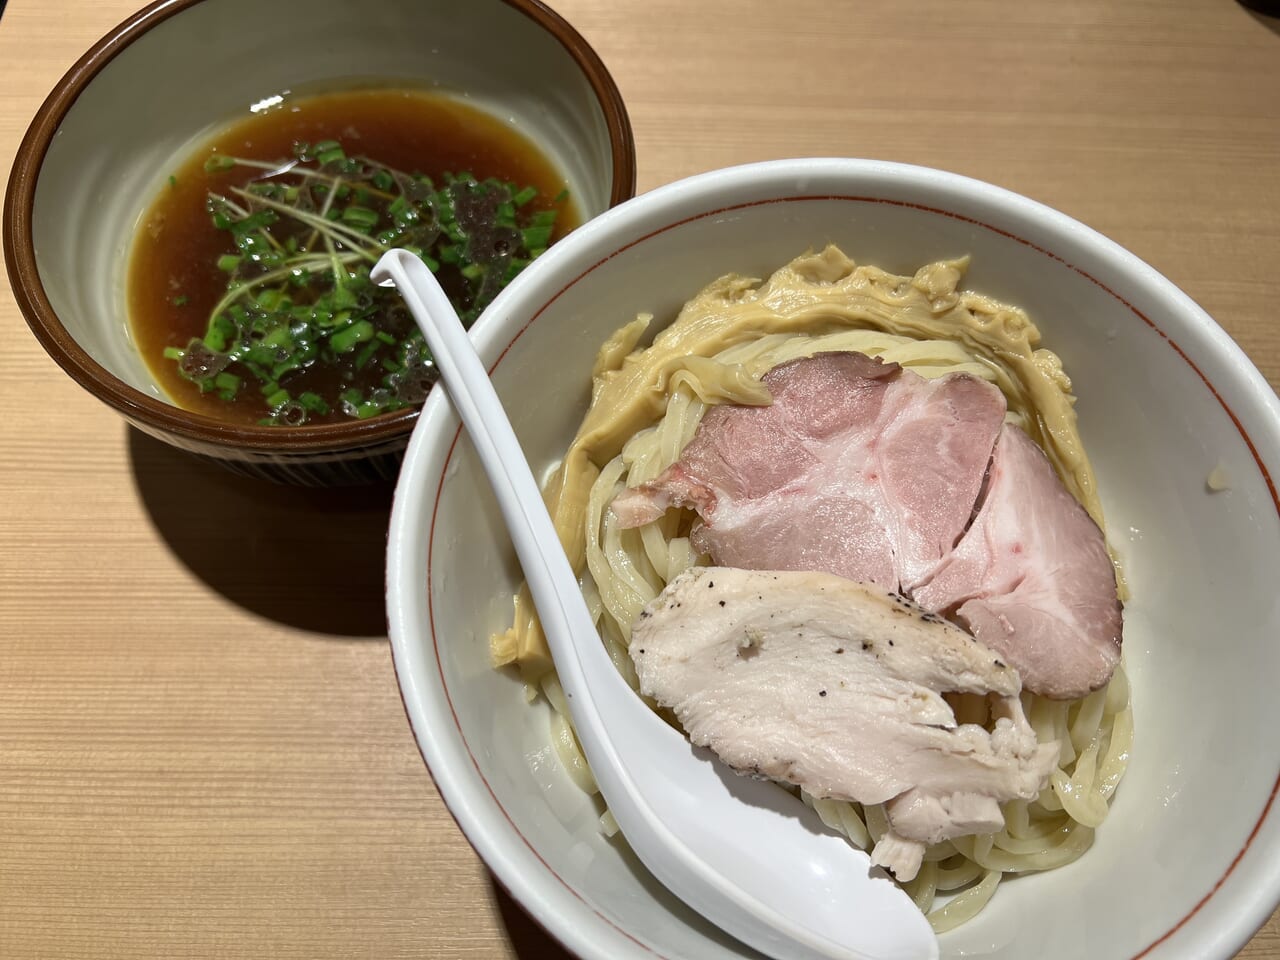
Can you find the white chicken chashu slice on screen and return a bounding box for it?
[630,566,1059,882]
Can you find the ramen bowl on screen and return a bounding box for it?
[3,0,634,485]
[386,159,1280,958]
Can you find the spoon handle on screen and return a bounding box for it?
[370,251,608,707]
[372,252,647,842]
[373,249,936,960]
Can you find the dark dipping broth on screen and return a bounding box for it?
[129,88,579,426]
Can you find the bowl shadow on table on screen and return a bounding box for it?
[1240,0,1280,32]
[490,876,578,960]
[488,861,732,959]
[128,426,392,637]
[487,824,755,959]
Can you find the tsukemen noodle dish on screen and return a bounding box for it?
[493,247,1132,933]
[129,88,576,426]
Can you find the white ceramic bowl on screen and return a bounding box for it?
[386,159,1280,959]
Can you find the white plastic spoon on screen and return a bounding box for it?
[373,248,938,960]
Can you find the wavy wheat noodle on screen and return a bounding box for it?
[493,246,1133,930]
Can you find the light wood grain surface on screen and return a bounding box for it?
[2,0,1278,957]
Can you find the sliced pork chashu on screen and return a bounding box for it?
[630,565,1059,881]
[612,352,1006,593]
[912,423,1123,700]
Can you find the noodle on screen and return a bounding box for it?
[494,246,1132,929]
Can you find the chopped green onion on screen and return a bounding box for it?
[213,372,241,399]
[203,314,235,353]
[355,339,380,369]
[341,205,379,230]
[521,225,552,250]
[298,391,329,414]
[271,359,301,380]
[231,209,277,236]
[262,325,294,349]
[316,144,345,165]
[204,154,236,173]
[329,319,375,353]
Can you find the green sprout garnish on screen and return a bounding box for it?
[168,140,565,425]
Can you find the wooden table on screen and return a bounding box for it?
[1,0,1277,956]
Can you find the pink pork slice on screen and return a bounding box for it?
[912,423,1123,700]
[612,352,1007,594]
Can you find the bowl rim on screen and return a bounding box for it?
[1,0,636,453]
[387,156,1280,960]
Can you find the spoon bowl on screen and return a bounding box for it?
[373,248,936,960]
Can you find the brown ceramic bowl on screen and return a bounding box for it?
[4,0,634,485]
